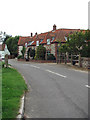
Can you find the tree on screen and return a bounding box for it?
[5,36,19,57]
[59,31,90,57]
[3,35,12,44]
[21,46,26,59]
[35,45,46,60]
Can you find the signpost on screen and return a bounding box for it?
[4,45,10,68]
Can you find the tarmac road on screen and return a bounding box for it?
[9,59,88,118]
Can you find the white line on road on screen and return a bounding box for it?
[30,65,40,69]
[45,69,67,78]
[85,85,90,88]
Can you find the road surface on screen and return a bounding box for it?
[9,59,88,118]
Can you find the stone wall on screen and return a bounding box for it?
[51,44,55,56]
[18,59,56,63]
[81,57,90,68]
[18,46,23,55]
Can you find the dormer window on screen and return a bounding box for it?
[28,41,34,46]
[28,41,32,46]
[40,39,43,43]
[36,41,39,46]
[47,39,50,45]
[25,43,27,48]
[30,41,34,45]
[51,37,55,42]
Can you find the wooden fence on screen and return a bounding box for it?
[57,54,82,67]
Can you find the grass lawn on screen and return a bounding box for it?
[2,67,27,119]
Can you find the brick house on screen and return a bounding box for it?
[18,25,81,60]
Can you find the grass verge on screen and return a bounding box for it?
[2,67,27,119]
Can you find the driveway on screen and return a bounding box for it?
[9,59,88,118]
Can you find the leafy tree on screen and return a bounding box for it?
[5,36,19,57]
[59,30,90,57]
[35,45,46,60]
[21,46,26,59]
[30,49,35,59]
[3,35,12,44]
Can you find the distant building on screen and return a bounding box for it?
[18,25,85,60]
[0,44,10,61]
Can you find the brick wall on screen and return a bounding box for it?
[18,59,56,63]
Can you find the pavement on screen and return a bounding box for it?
[9,59,88,118]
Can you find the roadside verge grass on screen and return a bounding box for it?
[2,67,27,119]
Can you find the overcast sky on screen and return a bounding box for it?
[0,0,89,36]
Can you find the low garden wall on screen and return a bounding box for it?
[8,55,15,59]
[81,57,90,69]
[17,58,90,69]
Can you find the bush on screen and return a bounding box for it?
[35,45,46,60]
[17,55,23,59]
[47,54,56,60]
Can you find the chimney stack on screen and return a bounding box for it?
[53,24,57,31]
[35,32,37,36]
[31,32,33,37]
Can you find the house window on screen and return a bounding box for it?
[36,41,39,46]
[47,39,50,45]
[51,37,55,42]
[40,39,43,43]
[28,41,32,46]
[25,43,27,48]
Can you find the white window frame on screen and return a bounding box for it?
[47,39,50,45]
[36,41,39,46]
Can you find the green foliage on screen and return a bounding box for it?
[47,54,56,60]
[3,35,12,44]
[59,30,90,57]
[35,45,46,60]
[17,55,23,59]
[21,46,26,59]
[2,67,27,118]
[28,48,35,59]
[5,36,19,57]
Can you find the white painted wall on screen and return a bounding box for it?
[0,51,5,59]
[18,46,23,55]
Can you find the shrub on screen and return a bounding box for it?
[17,55,23,59]
[21,46,26,59]
[47,54,56,60]
[35,45,46,60]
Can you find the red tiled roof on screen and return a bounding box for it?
[18,36,32,46]
[18,28,85,46]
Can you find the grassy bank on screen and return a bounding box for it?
[2,67,27,119]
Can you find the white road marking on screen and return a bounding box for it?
[85,85,90,88]
[30,65,40,69]
[45,69,67,78]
